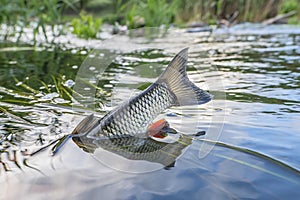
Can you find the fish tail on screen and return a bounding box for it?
[157,48,212,106]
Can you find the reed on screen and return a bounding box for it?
[0,0,78,43]
[1,0,300,44]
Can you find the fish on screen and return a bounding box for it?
[79,47,212,139]
[52,48,212,155]
[69,113,194,168]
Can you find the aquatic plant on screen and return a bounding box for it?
[279,0,298,14]
[1,0,300,45]
[278,0,300,24]
[141,0,178,27]
[174,0,299,24]
[126,0,178,29]
[0,0,78,43]
[71,12,102,39]
[104,0,128,24]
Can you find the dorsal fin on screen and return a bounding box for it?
[157,48,212,106]
[71,114,99,135]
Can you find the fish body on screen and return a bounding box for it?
[75,48,212,139]
[89,82,175,138]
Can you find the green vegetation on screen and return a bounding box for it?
[0,0,300,43]
[279,0,298,14]
[0,0,78,43]
[0,45,86,105]
[71,12,102,39]
[126,0,178,29]
[112,0,300,26]
[279,0,300,25]
[175,0,288,23]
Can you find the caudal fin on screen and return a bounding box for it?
[157,48,212,106]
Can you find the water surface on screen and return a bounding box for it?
[0,24,300,199]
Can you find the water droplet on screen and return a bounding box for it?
[40,92,59,101]
[35,93,43,97]
[16,82,22,86]
[71,49,77,54]
[89,80,97,84]
[54,98,70,104]
[63,79,75,88]
[89,66,96,71]
[8,61,17,64]
[104,84,113,88]
[80,50,87,55]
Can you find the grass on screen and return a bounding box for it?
[0,0,78,43]
[0,0,300,43]
[113,0,300,26]
[7,76,74,105]
[279,0,300,25]
[127,0,178,29]
[71,12,102,39]
[279,0,298,14]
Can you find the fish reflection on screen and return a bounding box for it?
[72,133,193,168]
[70,114,195,168]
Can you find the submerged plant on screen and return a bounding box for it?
[71,12,102,39]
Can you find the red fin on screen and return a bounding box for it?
[148,119,169,131]
[148,119,169,137]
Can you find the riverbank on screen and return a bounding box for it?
[1,0,300,44]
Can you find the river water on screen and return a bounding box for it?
[0,24,300,199]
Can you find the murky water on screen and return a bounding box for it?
[1,24,300,199]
